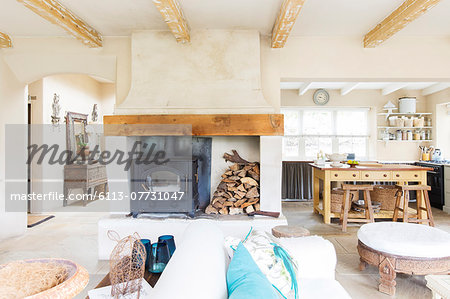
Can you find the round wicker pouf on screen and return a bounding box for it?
[272,225,310,238]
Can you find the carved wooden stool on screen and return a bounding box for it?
[340,184,374,232]
[272,225,310,238]
[357,222,450,296]
[393,184,434,226]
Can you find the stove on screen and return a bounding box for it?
[415,161,445,209]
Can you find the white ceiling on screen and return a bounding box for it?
[0,0,450,37]
[280,81,450,96]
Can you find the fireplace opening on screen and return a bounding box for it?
[129,136,211,218]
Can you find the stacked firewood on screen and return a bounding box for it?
[206,150,260,215]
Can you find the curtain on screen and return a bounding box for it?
[282,162,313,200]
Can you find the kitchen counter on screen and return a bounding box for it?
[310,163,433,171]
[311,163,430,224]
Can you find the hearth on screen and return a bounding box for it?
[129,136,211,217]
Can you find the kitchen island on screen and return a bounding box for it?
[311,163,432,224]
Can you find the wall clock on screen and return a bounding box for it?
[313,89,330,105]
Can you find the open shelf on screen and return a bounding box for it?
[377,126,432,129]
[377,140,433,142]
[377,112,432,116]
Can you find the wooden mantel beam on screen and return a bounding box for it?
[17,0,102,47]
[364,0,442,48]
[152,0,190,43]
[103,114,284,136]
[0,32,12,48]
[271,0,306,48]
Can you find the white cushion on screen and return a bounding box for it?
[150,220,228,299]
[300,279,352,299]
[358,222,450,258]
[278,236,337,280]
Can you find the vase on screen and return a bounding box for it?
[149,242,170,273]
[158,235,176,257]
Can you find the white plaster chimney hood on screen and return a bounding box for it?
[115,30,274,114]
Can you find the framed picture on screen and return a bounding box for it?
[65,111,89,163]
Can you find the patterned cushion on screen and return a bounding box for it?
[225,229,299,298]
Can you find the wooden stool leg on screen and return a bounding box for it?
[402,190,409,223]
[416,190,423,222]
[341,190,350,232]
[393,191,402,222]
[364,189,375,223]
[423,190,435,227]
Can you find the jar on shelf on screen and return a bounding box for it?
[425,130,431,140]
[407,130,413,140]
[421,130,426,140]
[396,130,402,140]
[413,130,421,140]
[402,130,407,140]
[425,118,432,127]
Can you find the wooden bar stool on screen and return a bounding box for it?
[393,184,434,226]
[340,184,375,232]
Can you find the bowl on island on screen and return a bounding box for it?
[326,153,347,167]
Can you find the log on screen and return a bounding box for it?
[237,184,246,192]
[252,164,260,175]
[234,191,246,199]
[228,176,241,181]
[219,207,229,215]
[229,164,241,171]
[229,207,244,215]
[248,170,260,181]
[241,177,258,186]
[223,150,250,164]
[245,187,259,198]
[234,198,247,207]
[245,205,255,214]
[227,186,238,192]
[205,205,218,214]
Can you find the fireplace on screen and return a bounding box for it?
[129,136,211,217]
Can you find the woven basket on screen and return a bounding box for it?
[331,188,359,213]
[370,185,398,211]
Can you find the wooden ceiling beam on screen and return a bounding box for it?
[422,83,450,96]
[0,32,12,48]
[341,83,360,96]
[17,0,102,47]
[364,0,442,48]
[298,82,313,96]
[271,0,306,48]
[152,0,190,43]
[381,83,409,96]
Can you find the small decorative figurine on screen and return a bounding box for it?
[91,104,98,123]
[51,93,61,125]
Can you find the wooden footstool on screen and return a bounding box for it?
[272,225,310,238]
[357,222,450,296]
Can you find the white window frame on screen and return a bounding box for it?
[282,107,370,160]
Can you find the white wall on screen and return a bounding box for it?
[281,89,430,161]
[426,88,450,159]
[0,54,27,240]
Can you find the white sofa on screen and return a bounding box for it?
[148,220,351,299]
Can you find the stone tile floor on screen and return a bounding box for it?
[0,203,448,298]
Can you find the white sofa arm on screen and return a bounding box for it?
[150,220,229,299]
[278,236,337,280]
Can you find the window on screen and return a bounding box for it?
[282,108,369,160]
